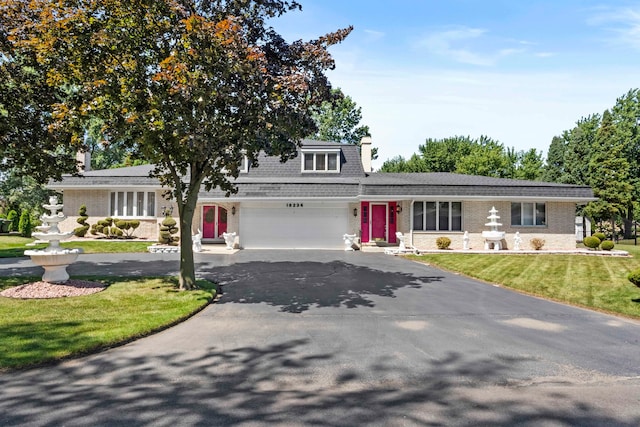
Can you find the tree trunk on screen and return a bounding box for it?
[624,205,634,239]
[178,194,199,291]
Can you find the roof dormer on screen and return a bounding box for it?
[301,148,341,173]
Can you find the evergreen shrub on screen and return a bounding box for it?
[628,270,640,288]
[583,236,601,249]
[158,215,179,245]
[436,236,451,250]
[18,209,32,237]
[6,210,18,232]
[600,240,615,251]
[593,232,606,242]
[74,205,90,237]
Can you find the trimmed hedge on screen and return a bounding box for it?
[436,237,451,250]
[628,270,640,288]
[600,240,615,251]
[583,236,601,249]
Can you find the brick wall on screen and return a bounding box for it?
[403,200,578,251]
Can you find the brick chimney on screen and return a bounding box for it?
[76,150,91,172]
[360,136,372,173]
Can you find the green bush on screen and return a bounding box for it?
[593,232,606,242]
[115,219,141,238]
[628,270,640,288]
[530,238,545,250]
[158,215,179,245]
[600,240,615,251]
[583,236,601,249]
[91,217,114,238]
[436,236,451,250]
[74,204,90,237]
[18,209,32,237]
[6,210,18,232]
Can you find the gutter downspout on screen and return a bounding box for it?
[410,200,415,248]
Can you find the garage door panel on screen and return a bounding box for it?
[240,205,349,249]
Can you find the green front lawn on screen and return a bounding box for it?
[0,235,152,258]
[408,244,640,319]
[0,276,216,370]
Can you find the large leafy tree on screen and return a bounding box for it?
[309,88,376,159]
[561,114,600,186]
[542,135,566,182]
[310,88,370,144]
[455,137,512,178]
[380,135,536,179]
[584,110,633,234]
[611,89,640,236]
[0,28,81,182]
[3,0,351,289]
[513,148,543,181]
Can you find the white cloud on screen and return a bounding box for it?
[363,29,385,41]
[534,52,556,58]
[418,27,527,66]
[588,6,640,49]
[418,27,495,66]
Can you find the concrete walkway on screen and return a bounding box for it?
[1,250,640,426]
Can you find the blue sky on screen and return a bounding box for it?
[273,0,640,168]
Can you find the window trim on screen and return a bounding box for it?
[301,149,341,173]
[412,201,463,232]
[109,190,157,218]
[511,202,547,227]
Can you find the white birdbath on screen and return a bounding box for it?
[481,206,506,251]
[24,196,82,283]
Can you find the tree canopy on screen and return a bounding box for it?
[0,31,81,182]
[379,135,542,180]
[542,90,640,235]
[1,0,351,289]
[309,88,375,157]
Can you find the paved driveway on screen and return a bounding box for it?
[1,251,640,426]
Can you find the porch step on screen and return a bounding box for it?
[361,241,397,248]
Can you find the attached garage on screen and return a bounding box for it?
[239,202,350,249]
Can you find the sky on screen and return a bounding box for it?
[272,0,640,168]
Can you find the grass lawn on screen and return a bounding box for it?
[0,235,151,258]
[408,244,640,319]
[0,276,216,371]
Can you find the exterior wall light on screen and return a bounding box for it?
[353,208,358,217]
[396,205,402,214]
[231,206,236,215]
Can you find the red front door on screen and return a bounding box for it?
[371,204,387,241]
[217,207,227,237]
[202,206,227,239]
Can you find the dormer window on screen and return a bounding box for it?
[240,155,249,173]
[302,150,340,173]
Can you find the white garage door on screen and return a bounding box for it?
[240,202,350,249]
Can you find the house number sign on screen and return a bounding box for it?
[286,203,304,208]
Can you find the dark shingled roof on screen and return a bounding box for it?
[361,172,594,199]
[50,141,594,201]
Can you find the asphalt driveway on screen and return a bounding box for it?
[1,250,640,426]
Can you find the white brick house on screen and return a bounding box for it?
[49,139,595,250]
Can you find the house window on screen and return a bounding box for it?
[110,191,156,217]
[413,201,462,231]
[511,202,546,226]
[302,151,340,172]
[240,155,249,173]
